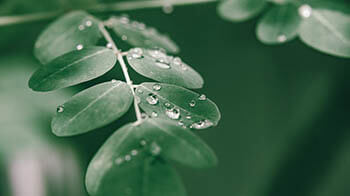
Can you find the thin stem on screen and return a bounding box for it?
[99,23,143,122]
[0,0,217,26]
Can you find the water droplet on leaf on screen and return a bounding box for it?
[299,4,312,18]
[131,150,138,156]
[76,44,83,50]
[125,155,131,161]
[151,111,158,117]
[57,105,64,113]
[189,100,196,107]
[198,94,207,101]
[191,120,214,130]
[277,34,287,42]
[146,94,159,105]
[166,108,180,119]
[150,142,161,156]
[152,84,161,91]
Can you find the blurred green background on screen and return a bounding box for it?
[1,0,350,195]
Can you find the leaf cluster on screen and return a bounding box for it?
[29,11,221,196]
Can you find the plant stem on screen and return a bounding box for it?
[0,0,217,27]
[99,23,143,122]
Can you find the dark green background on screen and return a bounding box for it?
[1,1,350,196]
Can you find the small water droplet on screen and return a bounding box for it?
[298,4,312,18]
[152,111,158,117]
[125,155,131,161]
[152,84,161,91]
[85,20,92,27]
[122,35,128,40]
[111,79,117,83]
[191,120,214,130]
[164,102,171,108]
[173,57,182,66]
[150,142,161,156]
[106,43,113,49]
[137,89,143,94]
[115,157,123,165]
[130,48,143,59]
[178,120,184,126]
[166,108,180,120]
[120,16,130,24]
[78,25,85,31]
[186,115,192,119]
[76,44,83,50]
[198,94,207,101]
[131,149,138,156]
[189,100,196,107]
[162,3,174,14]
[135,96,141,104]
[146,94,159,105]
[149,49,167,59]
[155,58,170,69]
[277,34,287,42]
[57,105,64,113]
[181,64,188,71]
[140,140,147,146]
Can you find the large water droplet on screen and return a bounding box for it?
[57,105,64,113]
[152,84,161,91]
[298,4,312,18]
[191,120,214,130]
[150,142,161,156]
[146,94,159,105]
[76,44,83,50]
[166,108,180,119]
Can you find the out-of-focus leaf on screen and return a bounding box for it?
[256,4,301,44]
[127,48,203,89]
[299,7,350,58]
[34,11,102,64]
[217,0,267,22]
[29,47,116,92]
[108,16,179,53]
[135,82,220,130]
[52,81,133,136]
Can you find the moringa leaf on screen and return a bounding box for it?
[299,7,350,58]
[217,0,267,22]
[52,81,133,136]
[135,83,221,130]
[29,47,117,92]
[256,4,301,44]
[34,11,102,64]
[127,48,203,89]
[108,16,179,53]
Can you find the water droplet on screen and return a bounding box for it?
[57,105,64,113]
[189,100,196,107]
[137,89,143,94]
[149,49,167,59]
[164,102,171,108]
[178,120,184,126]
[111,79,117,83]
[78,25,85,31]
[155,58,170,69]
[140,140,147,146]
[191,120,214,130]
[150,142,161,156]
[162,3,174,14]
[125,155,131,161]
[130,48,143,59]
[152,84,161,91]
[146,94,159,105]
[122,35,128,40]
[277,34,287,42]
[186,115,192,119]
[173,57,182,66]
[181,64,188,71]
[151,111,158,117]
[115,157,123,165]
[166,108,180,119]
[198,94,207,101]
[120,16,130,24]
[76,44,83,50]
[131,149,138,156]
[299,4,312,18]
[106,43,113,49]
[85,20,92,27]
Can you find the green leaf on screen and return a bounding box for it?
[86,118,217,196]
[299,6,350,58]
[256,4,301,44]
[217,0,267,22]
[108,16,179,53]
[127,48,203,89]
[52,81,133,136]
[29,47,117,92]
[34,11,102,64]
[135,82,221,130]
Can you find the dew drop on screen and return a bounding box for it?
[149,49,166,59]
[277,34,287,42]
[76,44,83,50]
[152,84,161,91]
[186,115,192,119]
[173,57,182,66]
[122,35,128,40]
[57,105,64,113]
[125,155,131,161]
[298,4,312,18]
[78,25,85,31]
[178,120,184,126]
[166,108,180,120]
[155,58,170,69]
[106,43,113,49]
[150,142,161,156]
[146,94,159,105]
[137,89,143,94]
[164,102,171,108]
[162,3,174,14]
[85,20,92,27]
[120,16,130,24]
[130,48,143,59]
[111,79,117,83]
[198,94,207,101]
[151,111,158,117]
[131,149,138,156]
[191,120,214,130]
[115,157,123,165]
[189,100,196,107]
[140,140,147,146]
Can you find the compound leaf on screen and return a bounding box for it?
[299,7,350,58]
[217,0,267,22]
[127,48,203,89]
[34,11,102,64]
[108,16,179,53]
[52,81,133,136]
[29,47,117,92]
[135,83,221,130]
[256,4,301,44]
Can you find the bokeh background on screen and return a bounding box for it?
[1,0,350,195]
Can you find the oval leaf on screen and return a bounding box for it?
[256,4,301,44]
[52,81,133,136]
[217,0,267,22]
[127,48,203,89]
[135,82,221,130]
[29,47,117,92]
[34,11,102,64]
[299,7,350,58]
[108,16,179,53]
